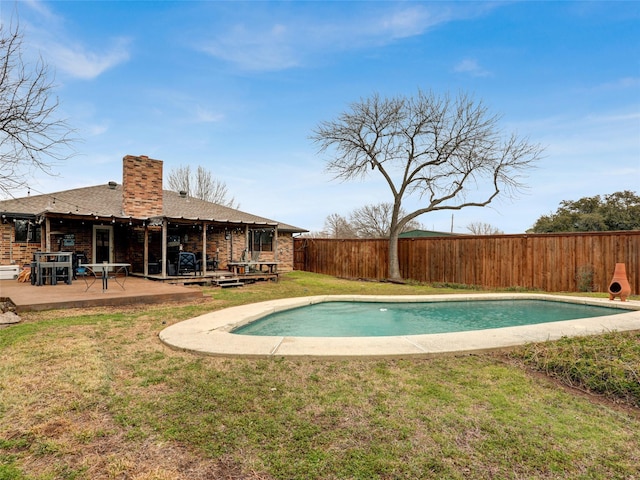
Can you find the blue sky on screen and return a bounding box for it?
[2,0,639,233]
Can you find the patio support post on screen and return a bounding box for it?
[161,219,168,278]
[45,217,51,251]
[143,226,149,276]
[245,225,249,255]
[274,225,278,261]
[39,217,46,252]
[202,222,207,274]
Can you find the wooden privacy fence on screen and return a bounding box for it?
[294,231,640,295]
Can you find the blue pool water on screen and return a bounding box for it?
[232,300,625,337]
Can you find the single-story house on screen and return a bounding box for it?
[0,154,307,279]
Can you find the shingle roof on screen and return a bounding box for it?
[0,183,307,233]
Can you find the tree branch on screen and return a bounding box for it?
[0,21,76,196]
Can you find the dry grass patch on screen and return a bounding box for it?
[0,311,273,479]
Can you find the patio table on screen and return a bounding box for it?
[80,263,130,292]
[259,261,279,273]
[34,252,73,286]
[227,262,249,274]
[227,261,280,274]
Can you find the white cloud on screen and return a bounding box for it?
[19,0,131,80]
[141,87,227,125]
[585,111,640,123]
[453,58,491,77]
[84,122,109,137]
[534,109,640,157]
[377,5,442,39]
[200,22,299,72]
[581,76,640,93]
[21,0,57,21]
[195,107,224,124]
[197,3,497,72]
[43,37,131,80]
[519,107,639,218]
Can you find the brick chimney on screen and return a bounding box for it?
[122,155,163,218]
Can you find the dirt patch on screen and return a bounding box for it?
[10,428,274,479]
[4,388,274,479]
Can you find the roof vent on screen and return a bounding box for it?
[179,190,187,198]
[108,181,117,189]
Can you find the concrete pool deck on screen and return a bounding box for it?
[159,293,640,359]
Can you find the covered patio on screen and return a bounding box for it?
[31,214,282,287]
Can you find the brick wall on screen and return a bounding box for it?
[277,234,294,272]
[122,155,163,218]
[0,222,41,267]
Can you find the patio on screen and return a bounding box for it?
[0,276,204,312]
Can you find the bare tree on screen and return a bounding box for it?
[350,202,423,238]
[323,213,356,238]
[321,203,423,238]
[298,230,330,238]
[466,221,504,235]
[167,164,192,194]
[167,164,239,208]
[194,165,239,208]
[0,21,75,196]
[349,203,393,238]
[312,90,543,281]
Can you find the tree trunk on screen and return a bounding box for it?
[388,231,402,281]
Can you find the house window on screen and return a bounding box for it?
[250,229,273,252]
[15,219,41,243]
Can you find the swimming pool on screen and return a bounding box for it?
[159,294,640,358]
[232,299,626,337]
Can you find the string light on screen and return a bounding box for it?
[17,185,121,219]
[10,185,272,231]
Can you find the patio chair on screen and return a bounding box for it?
[147,253,161,275]
[194,253,218,273]
[73,252,88,280]
[177,252,199,275]
[195,252,210,274]
[206,255,218,271]
[54,264,72,285]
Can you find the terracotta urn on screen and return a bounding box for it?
[608,263,631,302]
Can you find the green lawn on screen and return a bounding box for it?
[1,272,638,479]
